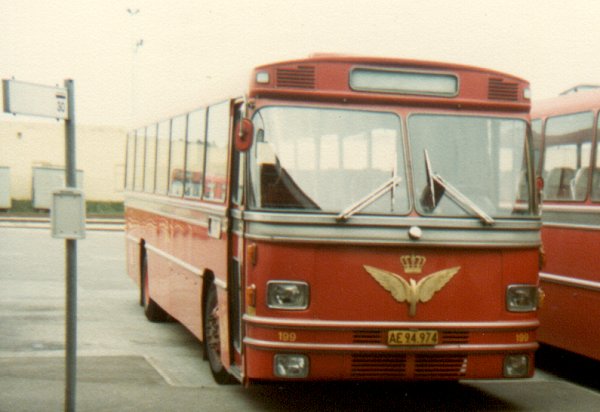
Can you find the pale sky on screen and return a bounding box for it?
[2,0,600,127]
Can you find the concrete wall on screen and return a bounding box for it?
[0,120,126,202]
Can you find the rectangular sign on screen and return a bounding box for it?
[51,188,86,239]
[3,79,68,119]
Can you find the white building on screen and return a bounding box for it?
[0,119,126,207]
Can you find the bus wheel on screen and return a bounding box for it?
[141,254,169,322]
[203,282,233,384]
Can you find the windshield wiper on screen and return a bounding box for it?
[336,176,402,222]
[421,149,495,226]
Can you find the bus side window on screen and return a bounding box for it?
[543,112,593,201]
[594,116,600,201]
[204,101,231,202]
[155,120,171,195]
[169,115,187,197]
[231,105,244,206]
[144,124,157,193]
[185,109,206,198]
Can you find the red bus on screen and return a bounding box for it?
[124,55,541,384]
[532,86,600,360]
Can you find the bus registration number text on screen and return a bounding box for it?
[387,330,438,346]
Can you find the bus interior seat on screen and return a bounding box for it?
[544,167,574,200]
[571,167,590,200]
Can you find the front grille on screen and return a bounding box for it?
[488,78,519,101]
[440,331,469,344]
[276,65,316,89]
[414,354,468,379]
[351,353,468,379]
[353,330,382,344]
[351,353,407,378]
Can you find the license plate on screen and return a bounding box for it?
[387,330,439,346]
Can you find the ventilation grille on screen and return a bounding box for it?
[351,353,468,379]
[276,66,316,89]
[414,354,468,379]
[351,353,407,378]
[440,331,469,344]
[352,330,470,344]
[353,330,382,344]
[488,78,519,101]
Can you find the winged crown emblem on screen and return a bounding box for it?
[364,257,460,317]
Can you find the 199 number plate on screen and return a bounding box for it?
[387,330,439,346]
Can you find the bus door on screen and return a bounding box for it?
[228,102,246,374]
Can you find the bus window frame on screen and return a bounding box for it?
[541,110,594,202]
[155,119,172,195]
[144,124,158,194]
[168,114,188,198]
[183,108,208,199]
[592,111,600,202]
[246,102,409,216]
[407,111,535,219]
[202,100,232,204]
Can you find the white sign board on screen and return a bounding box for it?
[51,189,86,239]
[3,79,68,119]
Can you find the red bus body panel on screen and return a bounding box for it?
[125,198,229,341]
[533,89,600,360]
[243,241,538,381]
[538,225,600,360]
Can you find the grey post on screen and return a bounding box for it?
[64,79,77,412]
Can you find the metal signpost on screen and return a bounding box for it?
[3,78,84,412]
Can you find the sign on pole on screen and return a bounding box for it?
[3,77,80,412]
[2,79,68,119]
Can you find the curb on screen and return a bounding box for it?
[0,217,124,232]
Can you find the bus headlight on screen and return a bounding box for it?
[506,285,538,312]
[267,281,309,310]
[504,354,529,378]
[274,354,309,378]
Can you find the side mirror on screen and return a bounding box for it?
[234,118,254,152]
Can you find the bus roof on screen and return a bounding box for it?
[250,55,530,112]
[533,87,600,119]
[255,55,528,82]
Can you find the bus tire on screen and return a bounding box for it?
[139,246,145,307]
[141,254,169,322]
[203,281,233,384]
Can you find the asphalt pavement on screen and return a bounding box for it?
[1,222,600,411]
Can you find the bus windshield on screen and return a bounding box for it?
[249,106,409,214]
[410,114,533,218]
[248,107,533,219]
